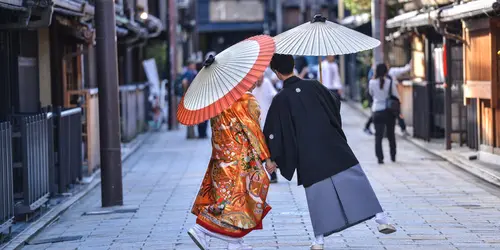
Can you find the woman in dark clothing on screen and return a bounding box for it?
[368,64,399,164]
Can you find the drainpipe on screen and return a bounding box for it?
[444,38,452,150]
[338,0,346,96]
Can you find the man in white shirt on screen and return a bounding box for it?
[253,75,277,128]
[319,56,343,100]
[253,73,279,183]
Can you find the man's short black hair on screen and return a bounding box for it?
[270,54,295,75]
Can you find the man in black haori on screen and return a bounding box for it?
[263,54,396,250]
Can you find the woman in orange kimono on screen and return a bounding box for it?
[188,92,275,250]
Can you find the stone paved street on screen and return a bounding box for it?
[21,104,500,250]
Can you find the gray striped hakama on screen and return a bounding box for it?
[305,164,383,237]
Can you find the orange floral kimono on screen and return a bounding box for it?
[192,93,272,238]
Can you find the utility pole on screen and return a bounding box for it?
[276,0,283,34]
[166,0,178,130]
[171,0,178,130]
[95,0,123,207]
[165,0,172,130]
[300,0,307,23]
[371,0,386,64]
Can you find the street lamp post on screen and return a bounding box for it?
[371,0,386,64]
[95,0,123,207]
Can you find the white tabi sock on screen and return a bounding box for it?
[194,224,241,243]
[314,235,324,245]
[375,212,389,225]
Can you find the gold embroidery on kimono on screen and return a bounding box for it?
[191,93,271,237]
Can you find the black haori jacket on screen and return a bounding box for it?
[263,76,359,187]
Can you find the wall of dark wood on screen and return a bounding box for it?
[0,31,17,120]
[50,21,64,107]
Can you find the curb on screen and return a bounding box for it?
[2,132,153,250]
[345,101,500,188]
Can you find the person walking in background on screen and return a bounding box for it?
[364,61,411,135]
[182,60,199,139]
[264,54,396,250]
[369,64,399,164]
[188,91,275,250]
[318,56,343,100]
[252,73,279,183]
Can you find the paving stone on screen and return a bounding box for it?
[22,105,500,249]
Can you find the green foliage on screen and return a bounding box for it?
[362,100,370,109]
[344,0,371,15]
[356,50,373,103]
[344,0,402,17]
[145,42,167,77]
[388,3,404,18]
[357,50,372,68]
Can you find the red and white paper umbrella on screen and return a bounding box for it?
[177,35,276,125]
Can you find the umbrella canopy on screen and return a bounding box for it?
[177,35,275,125]
[273,14,380,56]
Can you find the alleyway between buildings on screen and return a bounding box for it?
[21,105,500,250]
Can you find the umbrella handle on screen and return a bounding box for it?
[318,56,323,84]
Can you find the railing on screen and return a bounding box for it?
[119,83,148,142]
[0,122,14,234]
[65,88,100,175]
[11,111,53,215]
[51,107,83,194]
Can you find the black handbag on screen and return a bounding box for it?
[385,77,400,116]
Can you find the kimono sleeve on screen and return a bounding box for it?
[234,97,271,161]
[263,93,298,181]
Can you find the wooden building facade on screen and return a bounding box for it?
[0,0,163,235]
[462,17,500,154]
[386,0,500,157]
